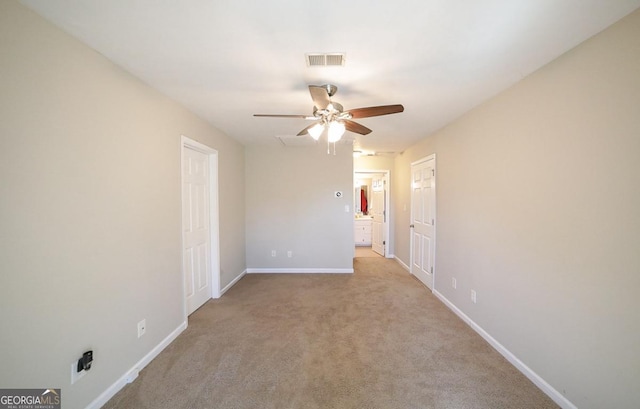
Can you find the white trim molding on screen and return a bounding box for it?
[433,290,577,409]
[220,269,246,296]
[247,268,354,274]
[86,322,187,409]
[393,256,410,272]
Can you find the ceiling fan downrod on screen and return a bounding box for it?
[323,84,338,97]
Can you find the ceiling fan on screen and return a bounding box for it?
[254,84,404,150]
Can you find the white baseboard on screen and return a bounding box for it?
[393,256,410,272]
[220,269,246,296]
[86,321,187,409]
[432,290,577,409]
[246,268,354,274]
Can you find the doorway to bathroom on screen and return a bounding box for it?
[354,170,389,258]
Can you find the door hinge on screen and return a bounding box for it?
[432,219,435,225]
[430,266,433,274]
[383,241,386,245]
[432,169,435,176]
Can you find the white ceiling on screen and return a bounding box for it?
[21,0,640,153]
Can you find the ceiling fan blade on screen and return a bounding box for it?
[347,104,404,119]
[253,114,309,118]
[309,85,331,110]
[344,120,372,135]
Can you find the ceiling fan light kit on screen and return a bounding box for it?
[308,123,324,140]
[254,84,404,154]
[328,121,346,143]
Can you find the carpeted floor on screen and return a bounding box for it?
[103,257,558,409]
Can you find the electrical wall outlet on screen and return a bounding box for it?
[137,319,146,338]
[271,250,276,257]
[452,278,457,289]
[287,251,292,258]
[471,290,477,304]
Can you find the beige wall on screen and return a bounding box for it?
[245,145,354,270]
[0,2,245,408]
[394,9,640,408]
[354,154,394,171]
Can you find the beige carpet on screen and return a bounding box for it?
[103,258,558,409]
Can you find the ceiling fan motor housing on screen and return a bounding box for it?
[323,84,338,97]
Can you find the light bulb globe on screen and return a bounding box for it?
[328,121,346,143]
[308,123,324,140]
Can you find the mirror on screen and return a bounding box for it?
[355,185,369,215]
[354,173,372,216]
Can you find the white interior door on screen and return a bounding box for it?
[410,156,436,289]
[371,176,385,256]
[183,147,212,315]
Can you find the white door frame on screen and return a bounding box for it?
[409,154,436,290]
[181,135,220,321]
[354,169,391,258]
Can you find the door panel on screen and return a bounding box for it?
[197,242,209,291]
[184,248,194,298]
[421,236,431,277]
[183,147,211,315]
[371,177,385,256]
[412,232,421,271]
[410,157,435,289]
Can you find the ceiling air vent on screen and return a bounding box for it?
[305,53,346,67]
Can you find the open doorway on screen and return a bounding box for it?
[354,170,390,258]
